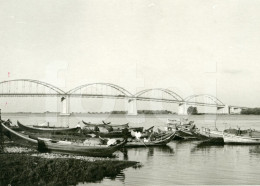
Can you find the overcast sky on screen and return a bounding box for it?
[1,0,260,110]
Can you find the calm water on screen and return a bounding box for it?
[3,113,260,185]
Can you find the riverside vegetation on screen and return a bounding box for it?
[0,153,138,186]
[0,125,139,186]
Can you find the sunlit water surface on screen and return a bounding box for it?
[3,113,260,185]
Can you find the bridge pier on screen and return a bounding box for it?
[217,105,229,114]
[60,95,70,116]
[127,98,137,115]
[178,103,188,115]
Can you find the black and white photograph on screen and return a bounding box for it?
[1,0,260,185]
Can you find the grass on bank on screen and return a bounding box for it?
[0,153,138,186]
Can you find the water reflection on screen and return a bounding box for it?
[191,142,224,154]
[249,145,260,154]
[5,114,260,185]
[121,145,174,161]
[195,139,224,148]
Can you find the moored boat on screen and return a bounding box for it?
[192,127,223,139]
[125,132,175,147]
[103,121,129,129]
[1,121,38,144]
[82,120,107,128]
[17,121,80,134]
[164,119,199,140]
[82,120,129,131]
[37,138,127,157]
[2,121,127,157]
[191,127,224,144]
[223,128,260,144]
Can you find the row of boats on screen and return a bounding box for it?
[1,117,260,158]
[0,119,176,157]
[166,118,260,144]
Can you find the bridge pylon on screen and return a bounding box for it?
[217,104,230,114]
[127,98,137,115]
[178,103,188,115]
[60,95,70,116]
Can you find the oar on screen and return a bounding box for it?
[140,140,147,148]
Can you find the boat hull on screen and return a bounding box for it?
[223,133,260,144]
[17,121,80,134]
[37,139,127,157]
[1,122,38,145]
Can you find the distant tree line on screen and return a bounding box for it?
[110,111,127,114]
[241,108,260,115]
[137,110,174,114]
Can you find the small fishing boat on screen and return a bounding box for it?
[102,121,129,129]
[37,138,127,157]
[17,121,80,134]
[192,127,223,139]
[2,121,127,157]
[82,120,107,128]
[82,120,129,131]
[125,132,175,147]
[191,127,224,144]
[165,119,198,140]
[223,128,260,144]
[1,121,38,144]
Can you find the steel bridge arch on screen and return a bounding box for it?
[184,94,225,106]
[0,79,66,94]
[67,83,134,97]
[135,88,184,101]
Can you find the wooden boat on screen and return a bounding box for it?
[82,120,129,131]
[37,138,127,157]
[223,128,260,144]
[82,120,107,128]
[1,121,37,144]
[102,121,129,129]
[192,127,223,139]
[82,127,131,138]
[125,132,175,147]
[33,122,63,128]
[163,119,199,140]
[17,121,80,134]
[191,127,224,144]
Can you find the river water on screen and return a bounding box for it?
[2,113,260,185]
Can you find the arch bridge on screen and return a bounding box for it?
[0,79,240,115]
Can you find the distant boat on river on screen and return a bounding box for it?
[223,128,260,144]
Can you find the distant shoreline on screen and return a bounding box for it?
[0,112,245,115]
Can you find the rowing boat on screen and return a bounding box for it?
[37,138,127,157]
[223,128,260,144]
[17,121,80,134]
[82,120,107,128]
[191,127,224,144]
[192,127,223,139]
[82,120,129,130]
[125,132,175,147]
[1,121,37,144]
[2,121,127,157]
[102,121,129,129]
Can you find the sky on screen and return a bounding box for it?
[1,0,260,112]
